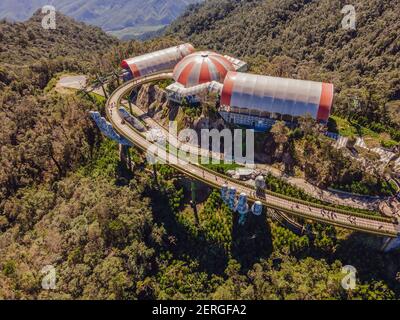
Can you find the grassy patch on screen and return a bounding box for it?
[329,116,398,148]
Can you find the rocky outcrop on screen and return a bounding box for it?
[135,83,224,131]
[136,83,168,115]
[135,83,173,126]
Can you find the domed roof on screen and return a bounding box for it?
[173,51,235,88]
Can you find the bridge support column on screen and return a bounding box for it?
[381,236,400,253]
[152,164,158,186]
[119,144,125,162]
[96,74,108,99]
[128,98,133,115]
[119,144,132,170]
[190,181,200,226]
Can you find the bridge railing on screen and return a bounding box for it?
[106,72,396,227]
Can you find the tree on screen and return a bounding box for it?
[270,121,290,159]
[351,281,395,300]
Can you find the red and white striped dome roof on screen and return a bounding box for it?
[173,51,235,88]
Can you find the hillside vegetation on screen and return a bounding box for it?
[0,11,118,65]
[1,9,400,300]
[168,0,400,136]
[0,12,120,201]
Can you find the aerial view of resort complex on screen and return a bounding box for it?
[0,0,399,308]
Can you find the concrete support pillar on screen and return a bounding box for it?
[119,144,130,167]
[119,144,125,162]
[191,181,199,226]
[96,74,108,99]
[128,98,133,115]
[152,164,158,186]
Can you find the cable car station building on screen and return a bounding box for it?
[121,44,334,131]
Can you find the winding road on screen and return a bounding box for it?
[104,72,400,238]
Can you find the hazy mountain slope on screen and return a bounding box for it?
[0,0,203,38]
[0,0,46,22]
[168,0,400,132]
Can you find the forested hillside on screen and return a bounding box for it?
[1,9,400,300]
[0,11,118,65]
[0,12,118,200]
[168,0,400,133]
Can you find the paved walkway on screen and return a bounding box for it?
[57,75,105,96]
[57,75,87,90]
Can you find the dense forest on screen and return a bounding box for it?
[0,7,400,300]
[168,0,400,135]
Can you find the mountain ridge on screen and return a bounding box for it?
[0,0,203,39]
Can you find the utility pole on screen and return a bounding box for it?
[126,146,132,171]
[96,73,108,99]
[114,71,121,86]
[80,88,95,103]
